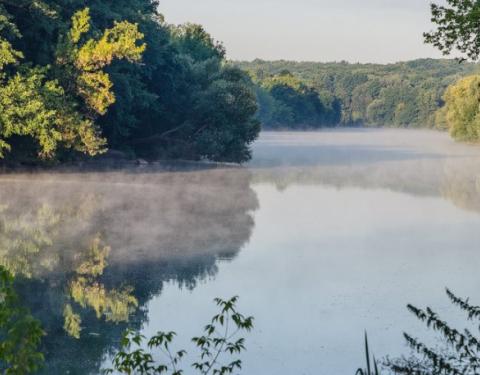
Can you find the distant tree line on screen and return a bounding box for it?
[238,59,480,130]
[241,0,480,142]
[0,0,260,165]
[251,69,341,129]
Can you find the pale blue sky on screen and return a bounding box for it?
[158,0,447,63]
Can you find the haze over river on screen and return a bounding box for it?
[2,129,480,374]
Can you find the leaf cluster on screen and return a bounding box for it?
[387,289,480,375]
[106,296,254,375]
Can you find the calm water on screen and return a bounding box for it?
[2,129,480,374]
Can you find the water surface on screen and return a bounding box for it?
[2,129,480,374]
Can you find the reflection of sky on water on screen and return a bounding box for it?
[141,184,480,374]
[138,129,480,374]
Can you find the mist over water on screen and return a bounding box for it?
[251,129,480,211]
[2,129,480,374]
[0,166,258,373]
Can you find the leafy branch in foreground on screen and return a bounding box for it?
[105,296,254,375]
[425,0,480,62]
[386,289,480,375]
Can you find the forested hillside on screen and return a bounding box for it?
[238,59,480,128]
[0,0,260,164]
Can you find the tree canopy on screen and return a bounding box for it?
[0,0,260,164]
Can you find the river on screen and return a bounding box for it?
[2,128,480,374]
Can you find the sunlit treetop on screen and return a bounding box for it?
[440,74,480,142]
[58,7,146,115]
[0,6,145,160]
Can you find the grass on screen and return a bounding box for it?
[356,332,380,375]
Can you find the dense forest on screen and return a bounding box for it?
[2,1,480,165]
[250,70,341,129]
[238,59,480,129]
[2,1,480,166]
[0,0,260,164]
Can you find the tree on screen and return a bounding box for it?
[441,75,480,142]
[425,0,480,62]
[0,1,260,164]
[0,5,145,161]
[171,23,225,62]
[254,72,339,128]
[123,20,260,162]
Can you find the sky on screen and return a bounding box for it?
[158,0,448,64]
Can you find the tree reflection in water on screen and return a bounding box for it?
[0,165,258,374]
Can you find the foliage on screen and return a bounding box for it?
[252,70,340,128]
[424,1,480,144]
[238,59,479,128]
[439,75,480,143]
[386,289,480,375]
[171,23,225,62]
[425,0,480,62]
[0,4,145,161]
[106,296,254,375]
[57,8,146,116]
[0,267,44,374]
[0,1,260,164]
